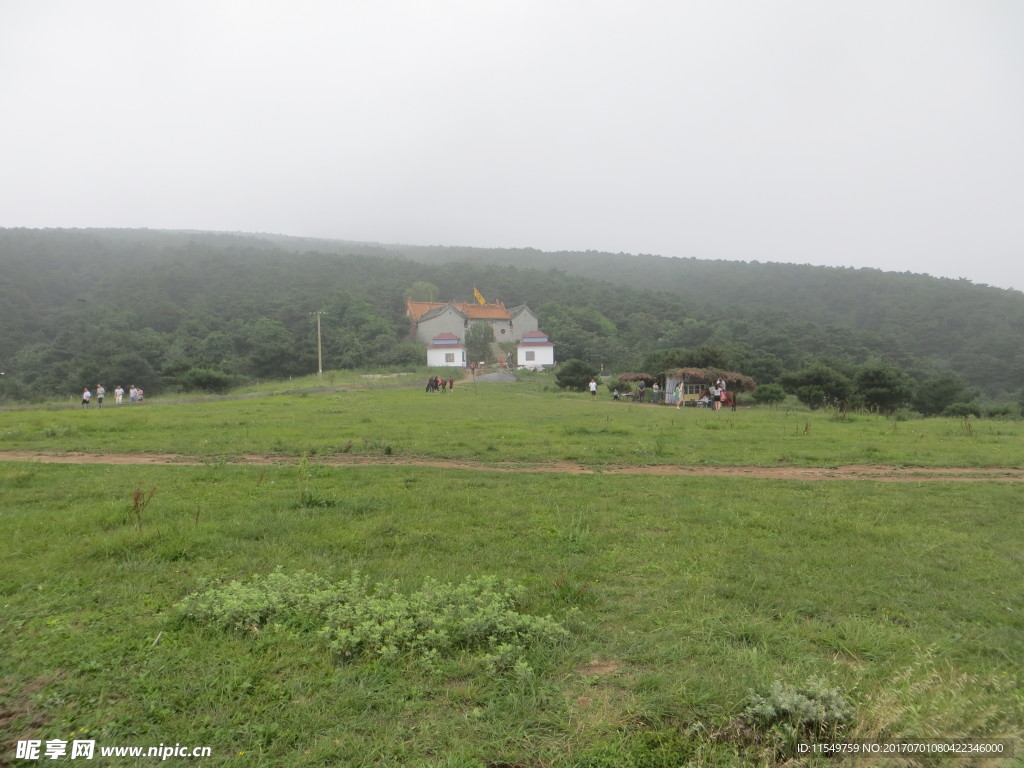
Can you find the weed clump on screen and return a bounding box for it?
[742,678,852,756]
[176,568,348,632]
[177,570,568,674]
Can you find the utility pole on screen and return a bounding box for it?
[310,311,324,376]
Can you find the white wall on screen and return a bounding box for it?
[427,346,465,367]
[516,344,555,368]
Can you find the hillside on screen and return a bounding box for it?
[1,228,1022,401]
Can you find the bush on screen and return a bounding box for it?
[750,383,786,407]
[176,568,347,632]
[982,403,1018,419]
[942,402,982,418]
[178,570,569,672]
[744,678,853,756]
[320,575,568,669]
[554,359,600,392]
[178,367,240,394]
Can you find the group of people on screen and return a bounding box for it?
[80,384,143,407]
[425,376,455,393]
[689,378,729,410]
[603,377,732,410]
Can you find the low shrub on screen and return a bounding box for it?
[942,402,982,418]
[743,678,853,756]
[176,568,350,632]
[320,575,568,670]
[177,570,569,673]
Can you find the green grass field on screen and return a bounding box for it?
[3,374,1024,469]
[2,377,1021,766]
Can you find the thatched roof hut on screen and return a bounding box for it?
[616,372,656,384]
[662,367,758,405]
[663,367,758,392]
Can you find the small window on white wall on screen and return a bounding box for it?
[525,351,536,361]
[445,353,455,363]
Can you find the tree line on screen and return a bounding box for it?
[0,228,1021,414]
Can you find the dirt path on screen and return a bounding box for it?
[1,450,1022,482]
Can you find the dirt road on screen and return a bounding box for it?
[1,450,1022,482]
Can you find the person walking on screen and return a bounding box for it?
[589,378,598,398]
[114,385,124,404]
[129,385,138,403]
[81,387,91,407]
[95,384,105,408]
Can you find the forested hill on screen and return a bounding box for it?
[1,228,1022,401]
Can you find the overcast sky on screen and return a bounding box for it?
[2,2,1022,290]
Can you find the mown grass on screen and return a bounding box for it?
[2,378,1023,469]
[1,381,1022,766]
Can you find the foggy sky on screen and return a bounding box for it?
[2,2,1022,290]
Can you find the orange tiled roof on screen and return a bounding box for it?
[460,302,509,320]
[406,301,446,321]
[407,300,511,321]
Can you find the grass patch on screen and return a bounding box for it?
[0,381,1021,765]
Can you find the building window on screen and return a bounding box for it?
[445,353,455,363]
[684,383,703,395]
[525,351,535,361]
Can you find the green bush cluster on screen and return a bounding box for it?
[177,570,568,672]
[176,568,350,632]
[320,575,568,669]
[743,678,853,752]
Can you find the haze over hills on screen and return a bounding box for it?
[1,228,1021,402]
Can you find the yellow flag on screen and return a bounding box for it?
[473,287,486,305]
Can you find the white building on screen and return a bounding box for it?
[516,330,555,369]
[426,332,466,367]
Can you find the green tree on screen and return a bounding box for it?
[641,346,734,375]
[465,322,495,364]
[913,374,975,416]
[750,383,786,407]
[245,318,305,378]
[554,359,600,393]
[781,364,853,410]
[179,367,238,394]
[539,305,622,367]
[854,362,915,414]
[406,281,440,301]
